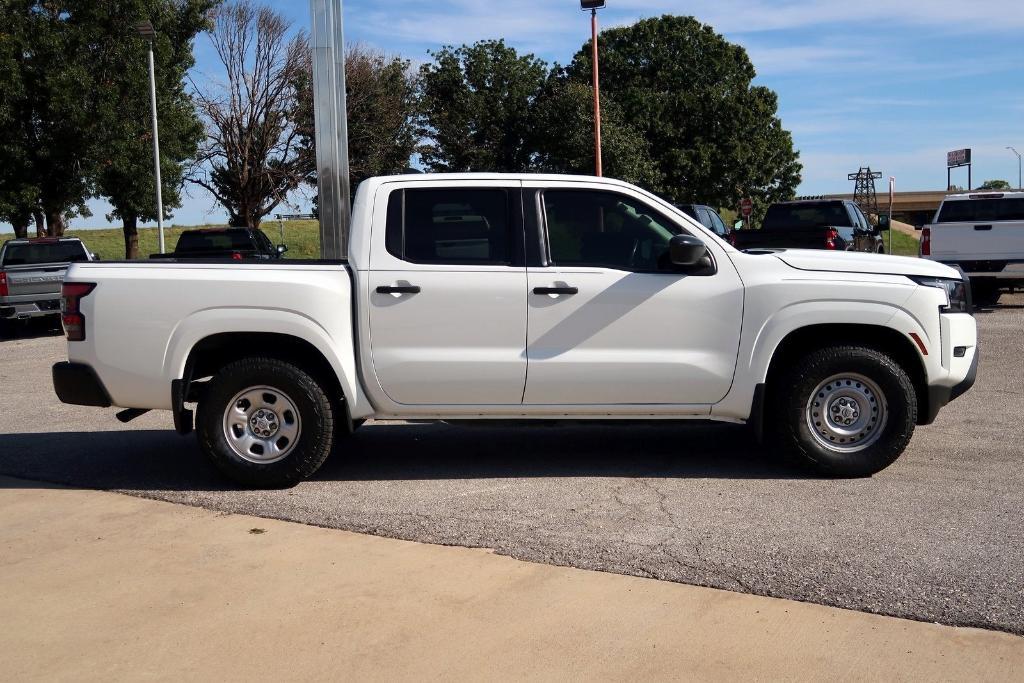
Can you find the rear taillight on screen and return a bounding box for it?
[824,227,839,250]
[0,272,8,297]
[920,227,931,256]
[61,282,96,341]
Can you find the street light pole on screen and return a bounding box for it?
[582,1,606,177]
[136,22,165,254]
[1008,146,1022,190]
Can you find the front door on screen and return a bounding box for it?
[523,185,744,406]
[367,184,528,405]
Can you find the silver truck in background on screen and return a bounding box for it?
[0,237,97,333]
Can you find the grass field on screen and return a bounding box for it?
[5,218,920,260]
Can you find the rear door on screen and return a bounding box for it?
[366,182,528,405]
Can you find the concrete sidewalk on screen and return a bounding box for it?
[2,477,1021,681]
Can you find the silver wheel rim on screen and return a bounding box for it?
[804,373,888,453]
[222,385,301,464]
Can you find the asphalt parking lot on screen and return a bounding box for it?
[1,293,1022,634]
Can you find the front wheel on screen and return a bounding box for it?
[772,345,917,477]
[197,357,335,488]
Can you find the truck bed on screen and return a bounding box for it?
[63,260,356,410]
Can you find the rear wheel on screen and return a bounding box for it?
[772,345,916,477]
[197,357,335,488]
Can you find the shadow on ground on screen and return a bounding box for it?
[0,421,807,492]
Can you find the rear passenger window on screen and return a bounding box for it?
[385,189,511,264]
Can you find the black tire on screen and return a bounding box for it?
[197,357,335,488]
[771,345,916,477]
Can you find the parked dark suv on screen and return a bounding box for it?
[676,204,733,243]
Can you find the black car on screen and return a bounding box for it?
[676,204,734,243]
[150,228,287,261]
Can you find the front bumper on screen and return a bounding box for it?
[52,362,112,407]
[923,347,979,424]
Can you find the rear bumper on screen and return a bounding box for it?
[52,362,112,407]
[0,299,61,319]
[935,260,1024,281]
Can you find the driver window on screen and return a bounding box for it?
[543,189,683,272]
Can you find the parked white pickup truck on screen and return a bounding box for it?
[52,174,978,487]
[920,191,1024,306]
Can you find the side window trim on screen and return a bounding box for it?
[537,187,708,275]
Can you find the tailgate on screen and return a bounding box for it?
[2,264,68,298]
[928,221,1024,260]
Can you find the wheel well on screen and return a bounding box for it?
[185,332,346,407]
[764,324,930,425]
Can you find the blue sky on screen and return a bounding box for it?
[25,0,1024,228]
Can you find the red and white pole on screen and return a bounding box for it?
[591,9,603,177]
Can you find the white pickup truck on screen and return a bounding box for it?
[52,174,978,487]
[920,191,1024,306]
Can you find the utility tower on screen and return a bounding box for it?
[848,167,883,216]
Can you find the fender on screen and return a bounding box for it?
[713,300,931,421]
[163,307,372,419]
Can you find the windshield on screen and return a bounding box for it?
[936,198,1024,223]
[763,203,850,230]
[176,230,256,252]
[1,241,89,266]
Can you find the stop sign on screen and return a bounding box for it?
[740,198,753,217]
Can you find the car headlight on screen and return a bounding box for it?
[910,276,971,313]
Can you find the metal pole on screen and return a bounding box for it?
[146,41,165,254]
[968,164,972,191]
[1009,147,1022,189]
[888,176,894,255]
[591,9,602,177]
[309,0,350,259]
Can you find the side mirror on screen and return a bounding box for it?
[876,215,891,231]
[669,234,708,267]
[276,244,288,255]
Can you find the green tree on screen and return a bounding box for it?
[417,40,547,172]
[89,1,212,258]
[529,76,657,188]
[294,45,419,201]
[978,179,1011,190]
[0,1,97,236]
[565,15,801,212]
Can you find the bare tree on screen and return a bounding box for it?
[189,0,310,228]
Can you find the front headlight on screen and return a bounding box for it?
[910,276,971,313]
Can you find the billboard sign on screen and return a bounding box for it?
[947,148,971,168]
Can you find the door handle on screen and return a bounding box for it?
[533,286,578,296]
[376,285,421,294]
[973,224,993,231]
